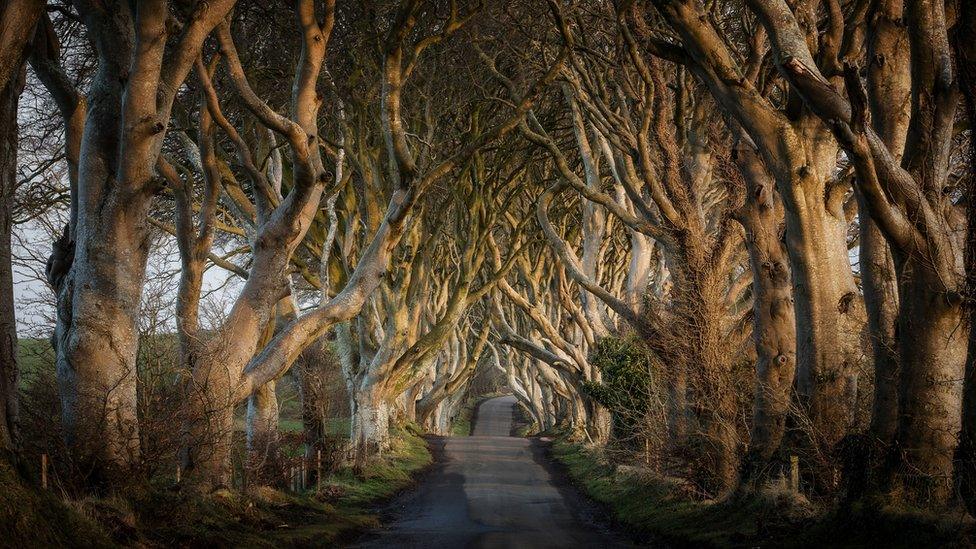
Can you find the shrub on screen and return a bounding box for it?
[583,336,658,447]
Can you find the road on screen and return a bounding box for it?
[354,395,631,548]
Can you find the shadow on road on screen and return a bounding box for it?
[351,395,636,549]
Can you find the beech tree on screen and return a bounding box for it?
[8,0,975,521]
[30,0,237,486]
[639,0,867,467]
[744,0,965,504]
[0,0,46,455]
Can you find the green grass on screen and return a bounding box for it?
[10,336,432,549]
[235,415,348,437]
[17,338,54,382]
[131,424,432,547]
[552,439,976,548]
[0,457,113,548]
[325,423,432,507]
[1,427,431,548]
[21,425,434,548]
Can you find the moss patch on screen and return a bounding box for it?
[322,423,432,508]
[551,439,975,548]
[450,405,475,437]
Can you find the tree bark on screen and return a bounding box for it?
[956,0,976,516]
[733,140,797,489]
[350,379,391,468]
[35,0,237,489]
[891,265,964,502]
[0,8,43,452]
[863,0,908,448]
[181,355,236,488]
[861,218,899,444]
[649,0,864,458]
[246,379,280,483]
[0,58,22,453]
[745,0,965,504]
[774,137,862,454]
[0,0,43,91]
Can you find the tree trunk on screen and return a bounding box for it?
[293,355,326,462]
[51,88,150,486]
[781,180,862,452]
[180,353,236,489]
[864,0,908,449]
[350,380,391,468]
[51,20,147,490]
[861,217,900,442]
[580,200,609,338]
[667,256,739,495]
[625,232,654,308]
[689,294,739,495]
[246,380,279,481]
[0,61,21,454]
[840,203,898,502]
[56,219,148,486]
[667,361,689,449]
[586,400,611,444]
[891,265,965,504]
[956,0,976,516]
[734,143,797,488]
[650,1,863,455]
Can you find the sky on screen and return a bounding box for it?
[12,217,245,338]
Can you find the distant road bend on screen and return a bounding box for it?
[355,395,632,548]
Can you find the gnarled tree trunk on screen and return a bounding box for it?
[350,379,391,466]
[733,141,797,489]
[891,265,964,502]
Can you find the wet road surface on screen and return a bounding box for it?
[354,395,632,548]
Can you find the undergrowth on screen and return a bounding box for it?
[0,457,112,548]
[3,425,431,548]
[552,439,976,548]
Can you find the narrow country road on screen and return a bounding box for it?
[354,395,632,548]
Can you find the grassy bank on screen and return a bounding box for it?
[450,401,477,436]
[0,458,113,547]
[12,338,434,546]
[4,425,431,548]
[551,439,975,548]
[143,423,431,547]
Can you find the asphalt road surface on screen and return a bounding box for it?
[354,395,632,548]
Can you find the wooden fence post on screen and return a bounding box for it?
[316,449,322,491]
[789,455,799,494]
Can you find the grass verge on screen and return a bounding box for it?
[0,457,113,548]
[4,425,431,548]
[450,402,477,436]
[551,439,975,548]
[141,423,431,547]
